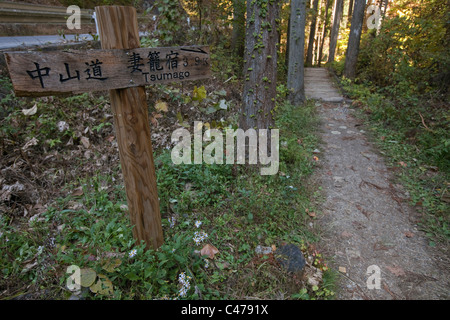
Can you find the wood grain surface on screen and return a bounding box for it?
[5,46,210,97]
[96,5,164,250]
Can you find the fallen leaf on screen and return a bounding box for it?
[102,258,122,273]
[218,99,228,110]
[200,244,219,259]
[71,187,84,197]
[338,266,347,273]
[192,85,207,101]
[22,137,39,151]
[150,112,163,126]
[386,265,406,277]
[155,101,168,113]
[90,274,113,295]
[57,121,69,132]
[80,136,90,149]
[79,268,97,287]
[22,104,37,116]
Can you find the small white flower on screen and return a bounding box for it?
[178,272,192,298]
[168,216,176,228]
[194,220,202,228]
[178,286,188,297]
[129,249,137,258]
[193,231,208,245]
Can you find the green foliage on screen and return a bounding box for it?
[151,0,187,45]
[357,0,449,98]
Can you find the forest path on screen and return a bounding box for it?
[304,67,343,102]
[307,69,449,299]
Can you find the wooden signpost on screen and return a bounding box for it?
[4,6,211,250]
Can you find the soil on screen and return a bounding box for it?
[313,101,450,299]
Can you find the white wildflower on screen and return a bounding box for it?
[194,220,202,228]
[129,249,137,258]
[193,231,208,245]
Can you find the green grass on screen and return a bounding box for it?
[0,78,333,300]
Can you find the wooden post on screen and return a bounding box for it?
[95,6,163,250]
[5,6,210,251]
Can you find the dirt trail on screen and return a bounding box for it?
[305,68,449,300]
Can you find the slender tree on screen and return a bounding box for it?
[306,0,320,66]
[328,0,344,63]
[287,0,308,105]
[343,0,365,78]
[347,0,354,27]
[241,0,279,130]
[318,0,332,66]
[231,0,246,56]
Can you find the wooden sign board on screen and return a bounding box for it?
[5,46,211,97]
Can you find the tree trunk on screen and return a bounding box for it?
[285,15,291,68]
[328,0,344,63]
[343,0,365,78]
[241,0,279,130]
[306,0,319,66]
[313,0,323,65]
[318,0,332,66]
[347,0,354,27]
[287,0,307,105]
[231,0,246,56]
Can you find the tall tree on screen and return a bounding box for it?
[328,0,344,63]
[241,0,279,130]
[318,0,332,66]
[306,0,320,66]
[287,0,308,105]
[343,0,365,78]
[347,0,354,27]
[231,0,246,56]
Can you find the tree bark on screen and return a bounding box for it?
[306,0,319,66]
[231,0,246,56]
[318,0,332,66]
[285,15,291,68]
[328,0,344,63]
[343,0,365,78]
[347,0,354,27]
[241,0,279,130]
[287,0,307,105]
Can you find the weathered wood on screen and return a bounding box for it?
[5,46,210,97]
[95,5,163,250]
